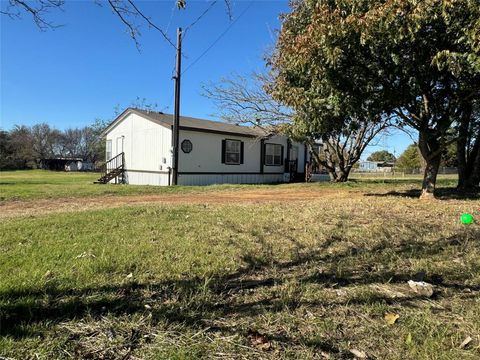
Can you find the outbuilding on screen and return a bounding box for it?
[99,108,310,186]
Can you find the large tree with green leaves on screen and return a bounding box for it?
[395,144,422,172]
[367,150,395,163]
[204,73,390,182]
[456,103,479,189]
[270,0,480,197]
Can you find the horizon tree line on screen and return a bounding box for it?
[0,120,107,170]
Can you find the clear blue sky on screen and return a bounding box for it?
[0,0,412,158]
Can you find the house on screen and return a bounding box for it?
[358,160,395,172]
[98,108,310,186]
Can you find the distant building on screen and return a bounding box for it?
[358,160,395,172]
[40,158,94,171]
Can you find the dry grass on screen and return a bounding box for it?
[0,174,479,359]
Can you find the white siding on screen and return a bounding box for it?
[106,113,172,184]
[124,171,170,186]
[178,130,288,175]
[104,112,308,186]
[178,130,262,173]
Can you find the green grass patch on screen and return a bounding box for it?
[0,169,460,202]
[1,191,479,359]
[0,170,264,201]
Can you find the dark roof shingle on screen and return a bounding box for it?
[133,108,265,137]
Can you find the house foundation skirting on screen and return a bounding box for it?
[177,173,285,186]
[121,170,287,186]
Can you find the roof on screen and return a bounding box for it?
[102,108,266,138]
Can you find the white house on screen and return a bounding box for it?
[98,108,309,186]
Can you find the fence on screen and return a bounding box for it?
[351,167,458,177]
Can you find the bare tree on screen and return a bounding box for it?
[1,0,64,30]
[308,120,391,182]
[203,73,292,127]
[30,123,64,160]
[204,73,391,182]
[1,0,233,49]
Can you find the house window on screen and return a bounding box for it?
[181,139,193,153]
[223,139,242,165]
[265,143,283,166]
[106,140,112,160]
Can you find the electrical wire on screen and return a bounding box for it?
[181,1,254,75]
[183,0,218,38]
[165,0,177,34]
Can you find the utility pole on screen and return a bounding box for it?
[172,27,182,185]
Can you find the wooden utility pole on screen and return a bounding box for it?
[172,27,182,185]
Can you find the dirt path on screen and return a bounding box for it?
[0,188,350,219]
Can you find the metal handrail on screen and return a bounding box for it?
[104,152,124,176]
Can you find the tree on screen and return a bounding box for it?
[204,73,389,182]
[269,0,480,198]
[456,102,480,189]
[367,150,396,163]
[57,122,110,164]
[441,142,457,168]
[267,1,394,182]
[1,125,36,169]
[291,116,391,182]
[30,123,62,161]
[1,0,233,49]
[0,130,14,169]
[88,118,110,164]
[395,144,422,172]
[203,73,292,128]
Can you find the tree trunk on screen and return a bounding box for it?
[456,103,472,190]
[418,130,442,199]
[335,165,352,182]
[327,169,338,181]
[456,117,469,190]
[420,155,442,198]
[307,141,339,182]
[466,140,480,188]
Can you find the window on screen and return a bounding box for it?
[223,139,242,165]
[181,139,193,153]
[106,140,112,160]
[265,143,283,166]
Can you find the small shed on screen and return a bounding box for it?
[40,158,93,171]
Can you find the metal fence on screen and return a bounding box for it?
[351,167,458,177]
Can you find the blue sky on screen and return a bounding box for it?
[0,0,412,158]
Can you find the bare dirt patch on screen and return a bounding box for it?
[0,187,349,219]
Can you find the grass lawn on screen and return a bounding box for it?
[0,170,230,201]
[0,171,479,359]
[0,169,461,202]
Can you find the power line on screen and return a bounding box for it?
[126,0,176,49]
[165,0,177,34]
[181,1,254,75]
[183,0,218,37]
